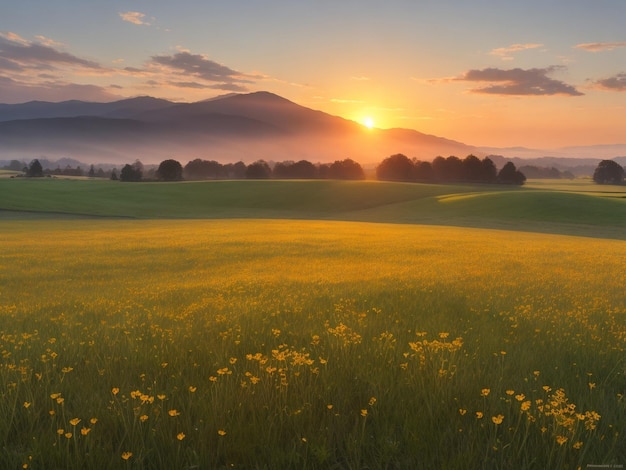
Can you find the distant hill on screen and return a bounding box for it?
[2,91,624,166]
[0,92,476,164]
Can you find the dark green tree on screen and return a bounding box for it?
[593,160,624,185]
[376,154,415,181]
[462,155,484,182]
[414,160,433,181]
[27,159,44,177]
[245,160,271,179]
[327,159,365,180]
[157,159,183,181]
[497,162,526,185]
[120,164,142,182]
[481,157,498,183]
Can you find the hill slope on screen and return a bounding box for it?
[0,92,476,164]
[1,179,625,239]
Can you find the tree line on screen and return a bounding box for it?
[17,155,529,184]
[158,155,526,184]
[376,154,526,185]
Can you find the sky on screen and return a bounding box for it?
[1,0,626,149]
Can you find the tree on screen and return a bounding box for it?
[245,160,271,179]
[593,160,624,185]
[462,155,484,182]
[110,168,118,180]
[157,159,183,181]
[481,157,498,183]
[414,160,433,181]
[497,162,526,185]
[327,159,365,180]
[119,164,142,182]
[184,159,223,179]
[88,165,96,178]
[27,159,44,177]
[431,156,448,181]
[376,154,415,181]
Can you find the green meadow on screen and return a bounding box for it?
[0,178,625,469]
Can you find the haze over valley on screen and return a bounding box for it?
[1,91,625,167]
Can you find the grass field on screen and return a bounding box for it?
[1,178,625,468]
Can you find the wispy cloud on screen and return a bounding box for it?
[575,42,626,52]
[0,32,102,71]
[490,43,543,60]
[149,51,253,91]
[119,11,151,26]
[592,72,626,91]
[0,31,263,101]
[0,76,120,103]
[449,66,583,96]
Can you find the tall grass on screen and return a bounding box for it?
[1,219,624,468]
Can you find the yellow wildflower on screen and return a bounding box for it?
[121,452,132,460]
[168,409,180,417]
[218,429,227,436]
[111,388,119,396]
[360,409,368,417]
[177,432,185,441]
[81,427,91,436]
[481,388,490,397]
[69,418,81,426]
[475,412,483,419]
[491,414,504,425]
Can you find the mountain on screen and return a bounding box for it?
[0,96,174,122]
[0,91,471,164]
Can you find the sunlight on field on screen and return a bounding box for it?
[1,219,624,468]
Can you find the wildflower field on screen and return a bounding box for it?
[0,215,626,469]
[1,214,625,469]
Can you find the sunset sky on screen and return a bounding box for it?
[2,0,626,149]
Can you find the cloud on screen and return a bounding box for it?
[453,66,583,96]
[575,42,626,52]
[169,80,248,92]
[490,43,543,60]
[0,32,102,71]
[150,51,253,91]
[119,11,150,26]
[592,72,626,91]
[0,76,120,103]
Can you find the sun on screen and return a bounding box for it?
[362,117,375,129]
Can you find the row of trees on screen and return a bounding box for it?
[376,154,526,185]
[180,158,365,181]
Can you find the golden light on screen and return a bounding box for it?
[363,117,375,129]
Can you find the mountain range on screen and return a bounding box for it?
[0,91,624,165]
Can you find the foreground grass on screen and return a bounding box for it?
[1,219,624,469]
